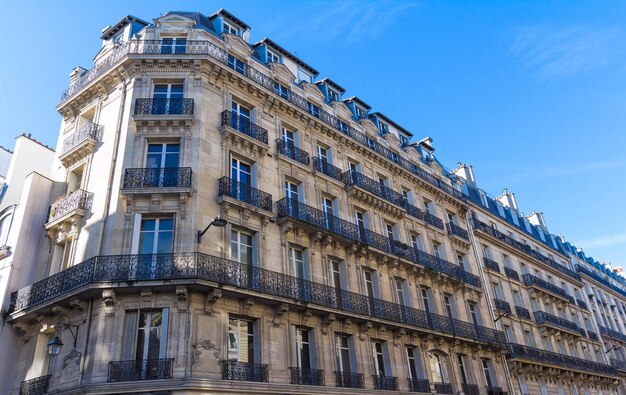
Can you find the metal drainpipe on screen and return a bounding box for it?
[463,209,515,395]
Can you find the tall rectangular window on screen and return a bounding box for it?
[231,230,253,265]
[482,359,493,388]
[335,334,352,373]
[295,327,312,369]
[228,317,254,362]
[139,218,174,255]
[394,278,407,306]
[289,246,306,279]
[285,180,299,201]
[421,288,432,313]
[457,355,468,384]
[468,301,480,325]
[121,308,170,379]
[372,340,387,376]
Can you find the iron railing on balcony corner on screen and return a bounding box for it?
[122,167,192,189]
[220,110,268,144]
[107,358,174,382]
[372,375,399,391]
[487,386,508,395]
[494,298,511,316]
[221,361,269,382]
[533,311,583,335]
[587,330,598,341]
[134,98,193,116]
[597,325,626,343]
[504,266,519,281]
[408,378,430,393]
[423,211,444,230]
[576,298,588,310]
[522,274,575,303]
[483,257,500,273]
[433,382,453,394]
[342,169,406,208]
[218,176,273,212]
[405,202,426,222]
[446,222,469,240]
[334,371,364,389]
[289,367,325,386]
[61,122,103,155]
[507,343,618,376]
[47,189,93,223]
[276,139,310,166]
[312,157,343,182]
[515,305,531,320]
[20,375,50,395]
[462,383,480,395]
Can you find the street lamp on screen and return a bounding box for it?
[197,216,228,243]
[47,323,79,356]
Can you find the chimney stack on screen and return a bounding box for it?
[451,163,476,188]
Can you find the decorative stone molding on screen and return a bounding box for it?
[321,313,336,334]
[358,321,372,340]
[61,349,82,379]
[241,298,254,315]
[204,288,222,315]
[176,286,189,312]
[102,289,116,308]
[272,303,289,327]
[192,339,221,366]
[141,289,153,308]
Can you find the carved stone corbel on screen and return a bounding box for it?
[321,313,336,334]
[176,286,189,312]
[358,321,372,340]
[393,328,406,345]
[13,321,34,343]
[141,289,153,308]
[204,288,222,315]
[102,289,116,308]
[272,303,289,327]
[69,298,87,313]
[241,298,254,315]
[301,309,313,325]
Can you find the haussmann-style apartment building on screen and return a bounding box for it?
[1,8,625,395]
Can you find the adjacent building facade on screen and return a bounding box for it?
[1,9,623,395]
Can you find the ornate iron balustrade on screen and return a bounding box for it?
[289,367,325,386]
[597,325,626,343]
[276,139,311,166]
[222,361,269,382]
[494,298,511,316]
[312,157,343,182]
[423,211,444,229]
[522,274,574,303]
[220,110,268,144]
[134,98,194,115]
[334,371,364,388]
[471,219,581,282]
[20,375,50,395]
[342,169,406,208]
[47,189,93,223]
[515,306,531,320]
[610,359,626,371]
[373,375,398,391]
[487,387,508,395]
[483,257,500,272]
[218,176,273,212]
[587,331,598,341]
[576,264,626,300]
[462,383,480,395]
[534,311,582,334]
[447,222,469,240]
[576,298,588,310]
[434,382,453,394]
[405,202,425,221]
[408,378,430,392]
[508,343,617,376]
[504,266,519,281]
[61,122,103,154]
[122,167,192,189]
[108,358,174,382]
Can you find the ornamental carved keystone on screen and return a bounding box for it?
[358,321,372,340]
[102,289,116,308]
[204,288,222,315]
[241,298,254,315]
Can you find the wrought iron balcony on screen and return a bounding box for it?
[587,331,598,341]
[483,257,500,272]
[122,167,192,189]
[276,139,310,166]
[610,359,626,371]
[289,367,325,386]
[515,306,531,320]
[220,110,268,144]
[504,266,519,281]
[10,253,506,349]
[61,122,103,155]
[494,298,511,316]
[218,176,273,212]
[222,361,269,382]
[522,274,575,303]
[434,382,453,394]
[462,383,480,395]
[405,202,425,222]
[423,211,444,230]
[508,343,617,376]
[471,219,581,282]
[134,98,194,115]
[334,371,364,388]
[576,298,588,310]
[373,375,399,391]
[108,358,174,382]
[342,169,406,208]
[487,386,508,395]
[534,311,582,335]
[20,375,50,395]
[597,325,626,343]
[576,264,626,300]
[46,189,93,224]
[447,222,469,240]
[408,378,430,392]
[312,157,343,182]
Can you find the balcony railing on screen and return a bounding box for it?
[312,157,343,182]
[483,257,500,272]
[597,325,626,343]
[276,139,310,166]
[447,222,469,240]
[423,211,444,230]
[610,359,626,371]
[576,298,588,310]
[487,387,508,395]
[515,306,531,320]
[122,167,192,189]
[434,382,453,394]
[222,361,269,382]
[342,169,406,208]
[408,378,430,392]
[576,264,626,300]
[587,331,599,341]
[508,343,617,376]
[61,122,103,155]
[134,98,194,115]
[107,358,174,382]
[276,197,481,288]
[47,189,93,223]
[9,253,506,349]
[289,367,325,386]
[534,311,582,335]
[220,110,268,144]
[471,219,581,282]
[373,375,399,391]
[494,298,511,316]
[462,383,480,395]
[504,266,519,281]
[522,274,574,303]
[20,375,50,395]
[218,176,273,212]
[334,371,364,388]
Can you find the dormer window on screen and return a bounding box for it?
[161,37,187,54]
[267,49,281,64]
[479,191,489,208]
[380,122,389,135]
[223,21,241,36]
[111,31,124,45]
[355,106,366,119]
[298,68,313,83]
[328,89,340,102]
[399,134,409,146]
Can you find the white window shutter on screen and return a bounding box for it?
[131,213,142,254]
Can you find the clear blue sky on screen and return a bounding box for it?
[1,1,625,265]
